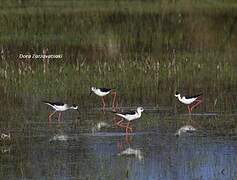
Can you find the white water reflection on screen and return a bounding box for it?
[49,134,70,142]
[175,125,196,136]
[118,147,143,161]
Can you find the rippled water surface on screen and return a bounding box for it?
[0,107,237,180]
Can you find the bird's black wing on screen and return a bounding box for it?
[99,88,112,92]
[186,93,203,99]
[42,101,64,106]
[117,110,136,115]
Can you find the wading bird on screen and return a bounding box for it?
[90,87,117,110]
[175,92,203,113]
[43,101,79,123]
[115,107,144,134]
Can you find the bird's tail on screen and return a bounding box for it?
[42,101,55,108]
[42,100,51,104]
[108,109,118,114]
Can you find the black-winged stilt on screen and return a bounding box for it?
[175,92,203,113]
[43,101,79,123]
[115,107,144,134]
[90,87,117,110]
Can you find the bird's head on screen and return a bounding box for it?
[91,87,96,91]
[137,107,144,113]
[71,104,79,112]
[175,91,180,97]
[90,87,96,95]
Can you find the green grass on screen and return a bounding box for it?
[0,0,237,49]
[1,51,236,110]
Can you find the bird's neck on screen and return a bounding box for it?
[177,94,183,101]
[136,110,142,117]
[93,88,99,93]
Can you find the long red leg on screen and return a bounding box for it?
[187,105,191,114]
[126,122,130,134]
[58,112,62,122]
[127,123,132,133]
[48,111,57,123]
[190,100,203,112]
[101,97,106,109]
[116,119,130,129]
[116,118,133,133]
[113,117,118,124]
[119,122,132,134]
[116,119,125,128]
[48,111,56,128]
[111,91,117,111]
[116,118,123,124]
[117,123,129,128]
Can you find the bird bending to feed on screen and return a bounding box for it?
[175,125,196,136]
[175,92,203,113]
[90,87,117,110]
[43,101,79,123]
[115,107,144,134]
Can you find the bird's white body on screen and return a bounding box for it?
[50,104,68,111]
[91,87,111,97]
[116,107,144,122]
[175,125,196,136]
[175,94,197,105]
[44,102,78,112]
[43,101,78,123]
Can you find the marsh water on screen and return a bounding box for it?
[1,1,237,180]
[0,104,237,180]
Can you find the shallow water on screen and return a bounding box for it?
[0,108,237,180]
